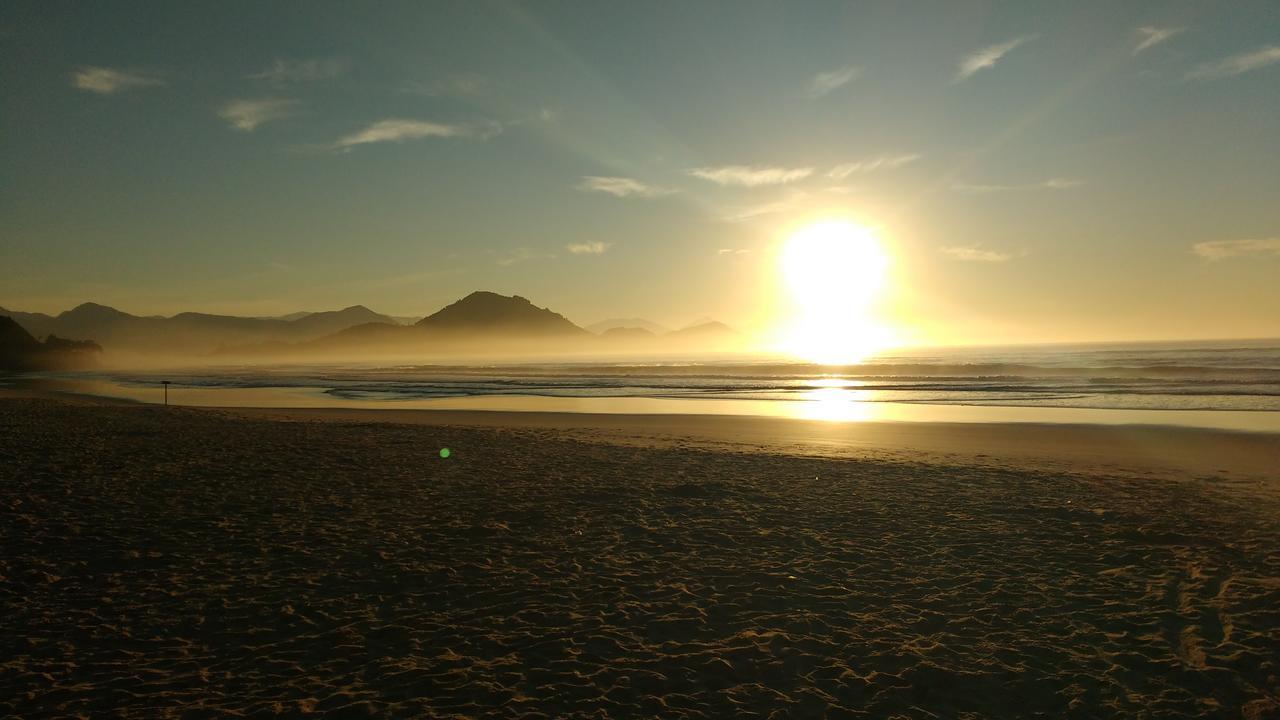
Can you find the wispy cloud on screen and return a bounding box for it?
[955,35,1037,81]
[689,165,813,187]
[828,154,921,179]
[952,177,1081,193]
[403,73,490,98]
[250,58,347,83]
[492,247,553,267]
[940,246,1013,262]
[218,98,298,131]
[71,66,166,95]
[576,176,675,198]
[717,248,751,255]
[803,65,861,98]
[566,241,612,255]
[1187,46,1280,80]
[331,118,490,151]
[1134,26,1183,55]
[1192,238,1280,260]
[722,192,810,222]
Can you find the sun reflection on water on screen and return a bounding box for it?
[795,381,877,422]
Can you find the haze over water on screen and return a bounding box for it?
[22,338,1276,432]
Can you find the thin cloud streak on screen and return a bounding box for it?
[576,176,675,198]
[940,246,1013,262]
[218,98,298,131]
[565,242,612,255]
[492,247,553,267]
[952,178,1081,193]
[331,119,482,150]
[722,192,810,222]
[1134,26,1183,55]
[955,35,1037,81]
[828,154,921,179]
[1193,238,1280,260]
[1188,46,1280,80]
[250,58,347,83]
[803,65,861,98]
[71,66,166,94]
[403,73,489,98]
[689,165,813,187]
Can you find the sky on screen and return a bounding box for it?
[2,0,1278,347]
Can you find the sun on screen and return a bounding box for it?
[777,220,894,365]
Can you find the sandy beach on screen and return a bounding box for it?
[2,395,1278,718]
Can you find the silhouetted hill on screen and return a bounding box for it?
[291,306,397,336]
[317,321,409,346]
[0,302,400,355]
[667,320,736,338]
[587,318,669,335]
[601,326,657,340]
[664,321,740,349]
[281,292,590,357]
[0,316,101,371]
[0,316,42,354]
[0,306,57,339]
[416,292,587,336]
[4,295,741,360]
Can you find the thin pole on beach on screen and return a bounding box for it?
[161,380,170,406]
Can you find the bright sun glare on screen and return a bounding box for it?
[778,220,894,365]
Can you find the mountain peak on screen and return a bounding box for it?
[587,317,670,335]
[461,290,531,304]
[416,291,585,335]
[0,315,41,350]
[668,320,736,337]
[61,302,129,319]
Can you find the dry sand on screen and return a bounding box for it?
[1,396,1278,718]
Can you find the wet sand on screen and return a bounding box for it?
[2,396,1278,718]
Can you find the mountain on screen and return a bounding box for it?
[679,316,720,331]
[0,316,101,371]
[587,318,670,335]
[601,326,657,341]
[262,307,408,327]
[667,320,737,338]
[664,320,740,350]
[416,292,587,337]
[4,295,738,360]
[0,316,42,354]
[52,303,165,350]
[289,306,397,336]
[298,292,590,357]
[0,302,401,355]
[0,306,57,339]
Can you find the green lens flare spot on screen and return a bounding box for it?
[439,448,451,458]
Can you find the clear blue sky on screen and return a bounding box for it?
[3,1,1278,343]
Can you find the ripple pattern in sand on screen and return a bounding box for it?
[1,399,1278,718]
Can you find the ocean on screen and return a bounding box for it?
[12,338,1280,431]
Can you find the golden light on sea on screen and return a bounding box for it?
[776,220,895,365]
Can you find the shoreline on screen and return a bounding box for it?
[230,406,1280,487]
[6,374,1280,433]
[5,386,1277,485]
